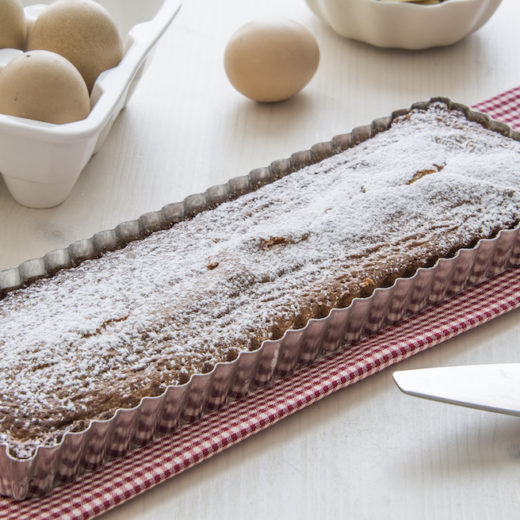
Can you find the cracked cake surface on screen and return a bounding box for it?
[1,102,520,458]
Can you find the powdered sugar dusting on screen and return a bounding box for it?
[1,103,520,457]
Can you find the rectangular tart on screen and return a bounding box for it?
[1,100,519,462]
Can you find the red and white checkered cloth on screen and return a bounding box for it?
[472,86,520,128]
[1,88,520,519]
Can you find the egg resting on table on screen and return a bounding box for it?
[224,17,320,103]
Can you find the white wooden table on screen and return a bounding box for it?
[2,1,520,518]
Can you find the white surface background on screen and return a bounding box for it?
[2,0,520,518]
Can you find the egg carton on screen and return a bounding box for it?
[0,0,181,209]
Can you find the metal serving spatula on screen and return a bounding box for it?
[393,363,520,417]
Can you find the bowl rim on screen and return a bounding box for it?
[365,0,497,7]
[305,0,503,49]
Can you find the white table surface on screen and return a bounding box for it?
[2,1,520,518]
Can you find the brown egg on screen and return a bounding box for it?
[0,50,90,124]
[0,0,26,50]
[27,0,124,92]
[224,17,320,103]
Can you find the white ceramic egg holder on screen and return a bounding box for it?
[0,0,181,209]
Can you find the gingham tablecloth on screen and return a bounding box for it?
[2,87,520,519]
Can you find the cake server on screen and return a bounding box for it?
[393,363,520,416]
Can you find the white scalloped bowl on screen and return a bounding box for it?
[0,0,181,209]
[305,0,502,50]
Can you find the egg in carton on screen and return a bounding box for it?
[0,0,181,209]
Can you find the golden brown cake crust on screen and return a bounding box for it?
[1,102,520,458]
